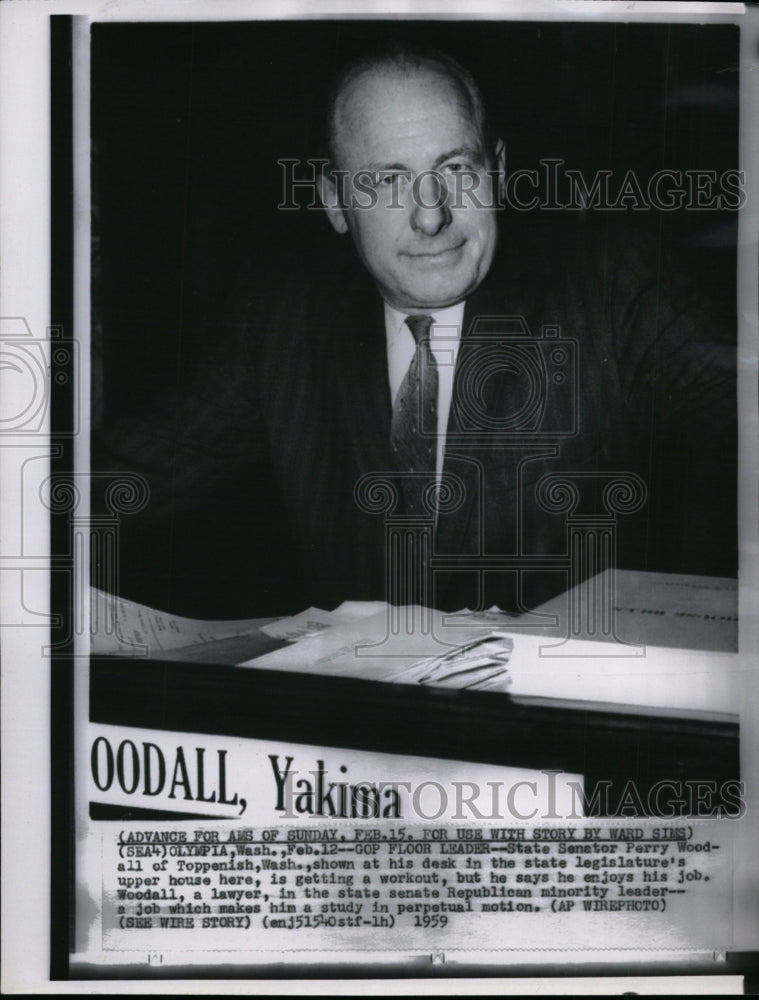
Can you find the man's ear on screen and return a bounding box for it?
[494,138,506,200]
[317,170,349,235]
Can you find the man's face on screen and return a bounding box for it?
[322,66,504,313]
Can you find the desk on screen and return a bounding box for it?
[90,655,738,819]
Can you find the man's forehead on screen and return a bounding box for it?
[333,65,480,167]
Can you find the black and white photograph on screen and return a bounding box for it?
[1,0,758,993]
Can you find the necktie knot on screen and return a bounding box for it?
[406,314,434,345]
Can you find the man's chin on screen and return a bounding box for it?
[397,280,475,311]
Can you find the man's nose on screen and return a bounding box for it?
[410,171,451,236]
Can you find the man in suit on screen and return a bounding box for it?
[97,44,736,618]
[252,44,735,612]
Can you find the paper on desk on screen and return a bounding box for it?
[506,569,739,653]
[406,634,514,690]
[144,631,288,664]
[330,600,391,624]
[90,589,388,659]
[259,607,343,642]
[240,608,515,690]
[240,579,741,715]
[90,587,279,656]
[92,570,740,713]
[259,601,390,640]
[446,606,522,625]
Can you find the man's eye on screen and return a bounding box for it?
[377,172,405,187]
[443,162,474,175]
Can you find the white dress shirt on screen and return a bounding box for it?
[384,301,465,485]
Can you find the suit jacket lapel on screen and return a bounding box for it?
[436,279,509,557]
[330,273,394,481]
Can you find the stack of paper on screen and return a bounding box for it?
[91,569,740,715]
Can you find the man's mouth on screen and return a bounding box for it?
[402,240,466,261]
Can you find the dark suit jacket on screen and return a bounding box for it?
[94,216,737,617]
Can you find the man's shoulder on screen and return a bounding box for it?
[492,213,657,285]
[493,211,725,287]
[468,214,632,342]
[482,213,727,339]
[234,240,374,326]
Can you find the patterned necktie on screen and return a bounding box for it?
[391,314,438,516]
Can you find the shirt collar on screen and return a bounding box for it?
[384,301,465,345]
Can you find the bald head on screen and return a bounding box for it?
[326,46,490,172]
[316,46,505,312]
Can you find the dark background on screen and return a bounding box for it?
[90,20,740,616]
[92,19,739,420]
